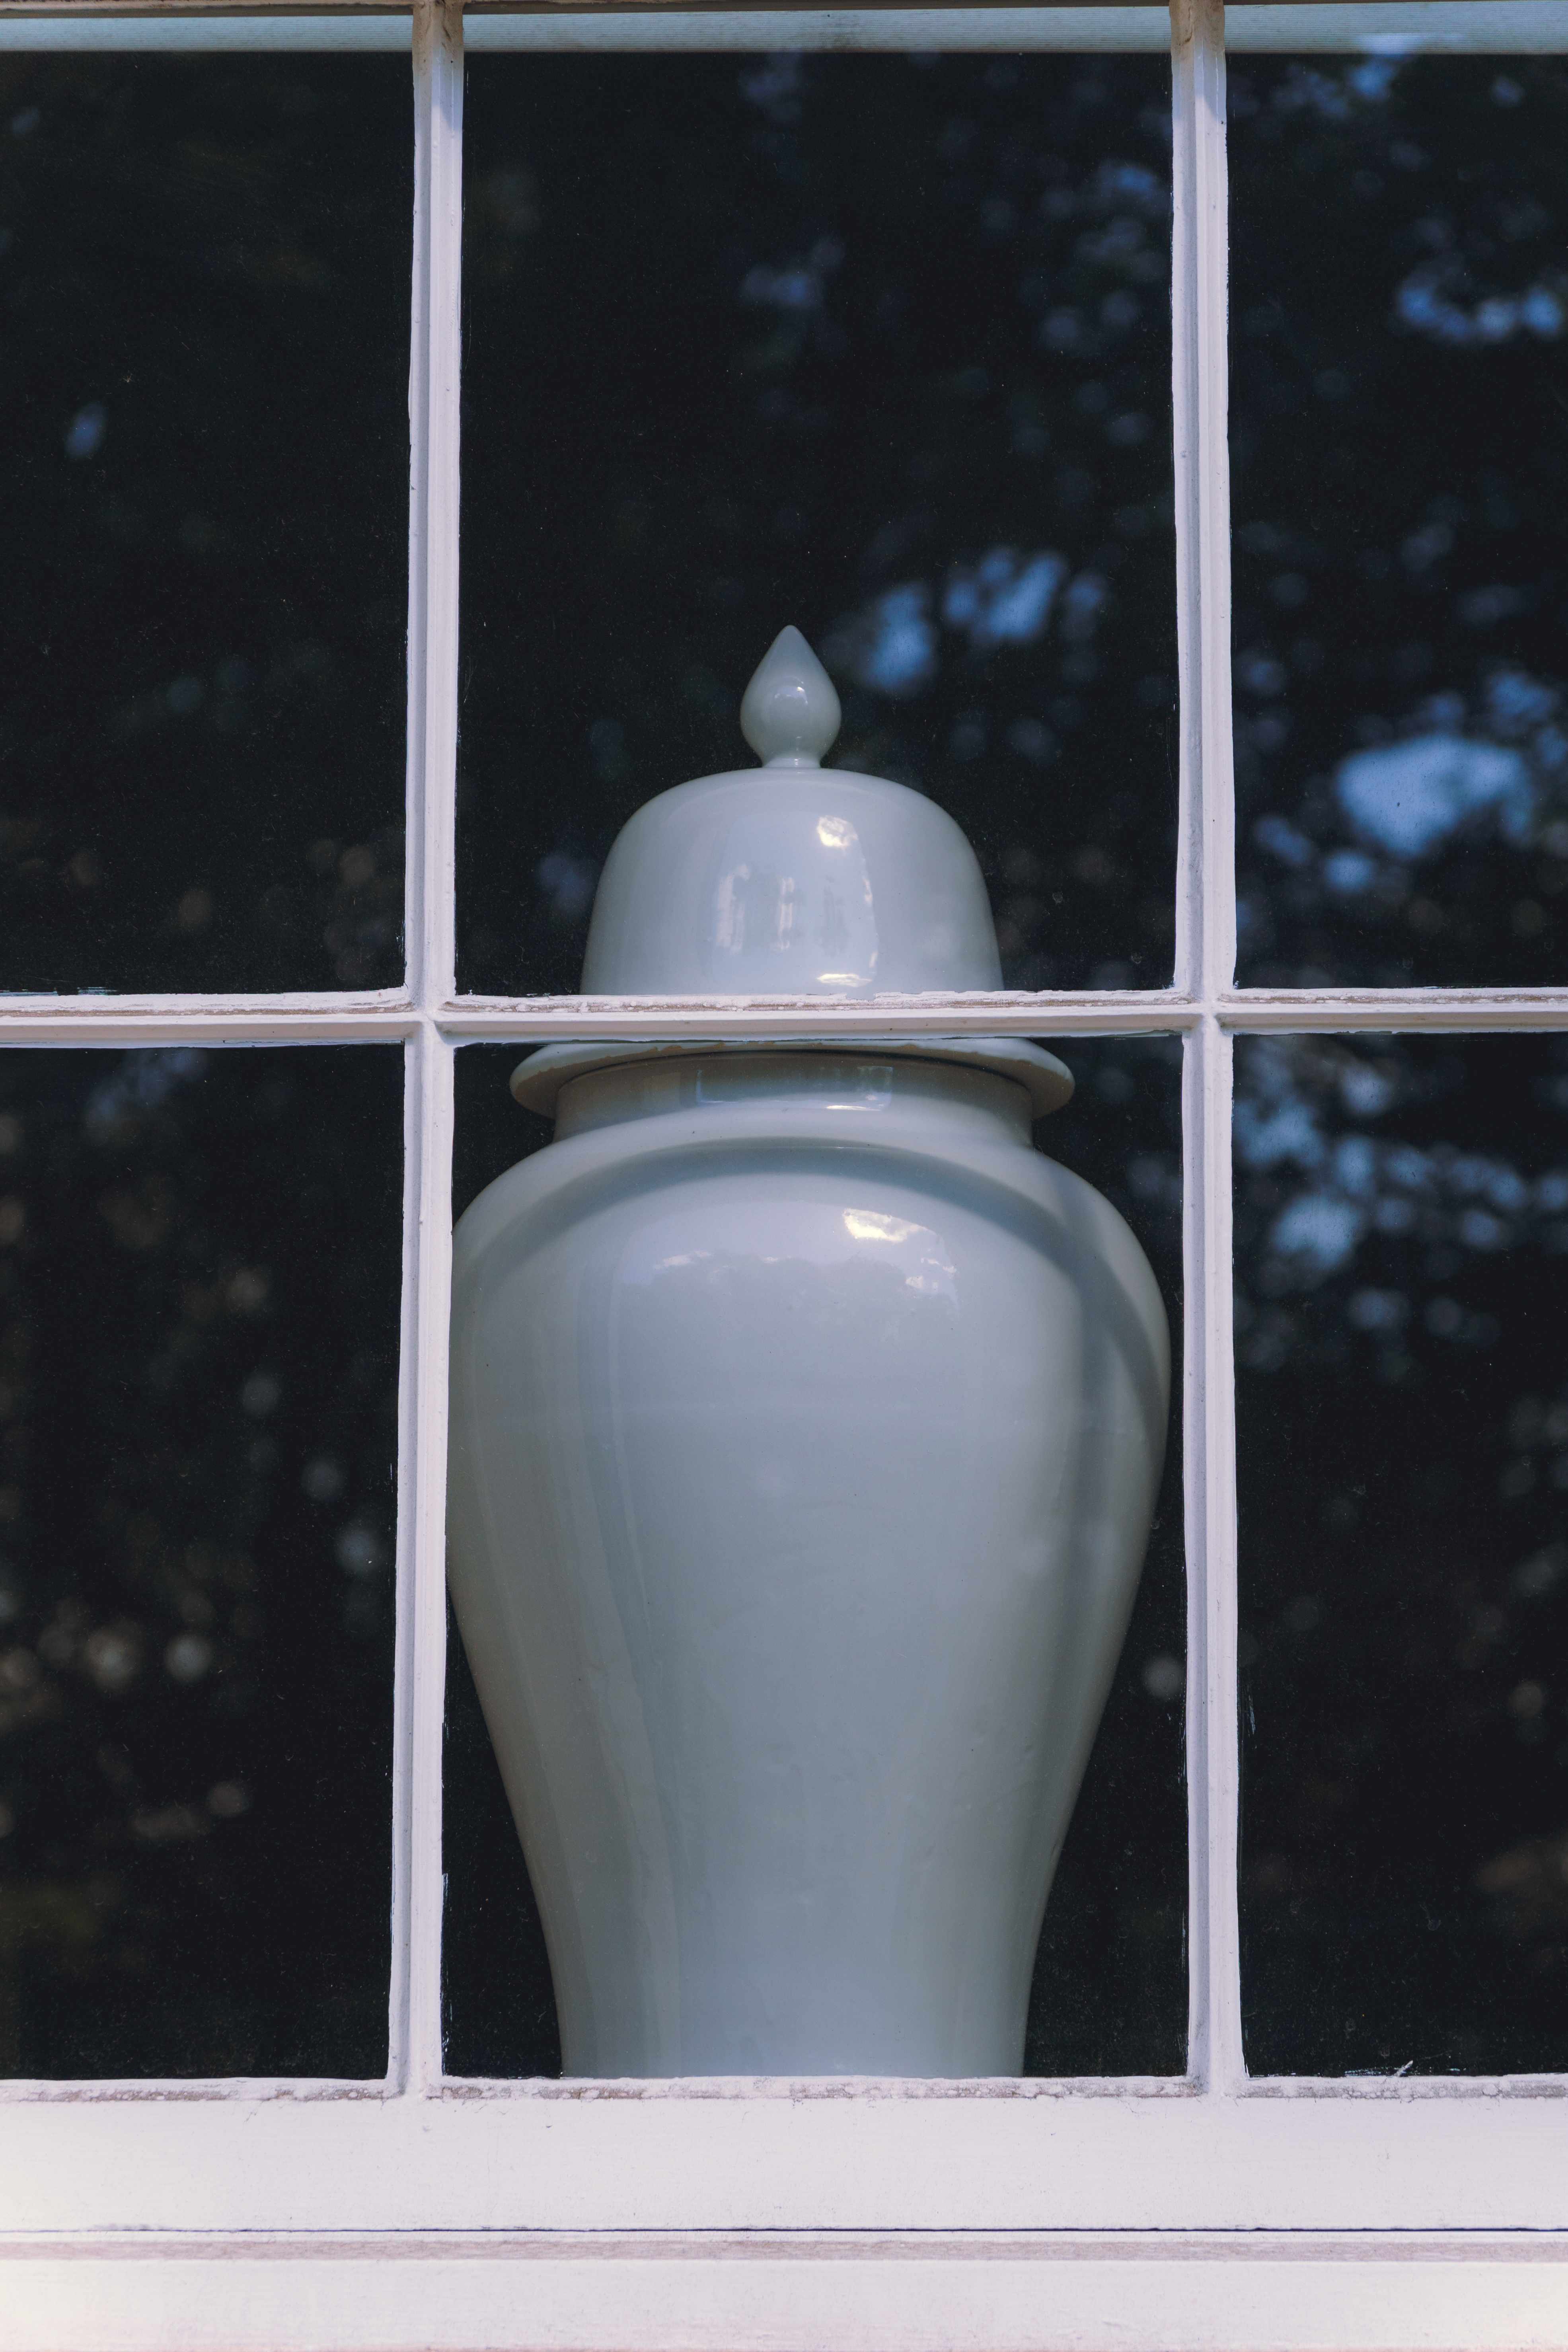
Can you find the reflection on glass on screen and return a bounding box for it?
[0,60,409,993]
[459,54,1176,996]
[1232,57,1568,986]
[1237,1034,1568,2073]
[443,1035,1184,2077]
[0,1049,400,2076]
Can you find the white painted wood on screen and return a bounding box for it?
[450,985,1568,1034]
[1171,0,1202,1002]
[394,0,465,2095]
[388,1037,423,2084]
[407,0,463,1019]
[1229,0,1568,47]
[0,998,417,1042]
[10,3,1568,56]
[3,2233,1568,2352]
[388,1018,456,2085]
[1215,986,1568,1028]
[1171,0,1234,1005]
[1182,1023,1243,2089]
[0,6,1178,51]
[0,2091,1564,2233]
[1172,0,1243,2098]
[473,5,1172,46]
[397,1021,454,2090]
[439,990,1205,1037]
[6,988,1568,1045]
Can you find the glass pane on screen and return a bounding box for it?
[0,1047,400,2076]
[1232,56,1568,987]
[443,1034,1184,2077]
[458,54,1177,997]
[1237,1033,1568,2074]
[0,58,409,994]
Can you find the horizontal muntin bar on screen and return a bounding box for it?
[4,989,1568,1041]
[1229,1,1568,49]
[0,2077,393,2104]
[0,2069,1563,2102]
[438,2069,1568,2100]
[441,990,1201,1037]
[0,8,1175,46]
[461,988,1568,1039]
[0,994,418,1045]
[0,2073,1199,2104]
[1216,987,1568,1031]
[6,4,1568,50]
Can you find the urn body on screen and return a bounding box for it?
[447,1050,1169,2077]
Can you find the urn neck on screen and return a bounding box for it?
[552,1050,1036,1149]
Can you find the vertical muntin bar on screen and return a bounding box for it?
[1171,0,1236,1004]
[1172,0,1243,2093]
[391,0,464,2096]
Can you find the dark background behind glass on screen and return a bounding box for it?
[1238,1032,1568,2073]
[0,1047,400,2077]
[0,57,408,993]
[459,54,1177,998]
[444,1035,1185,2077]
[1231,56,1568,987]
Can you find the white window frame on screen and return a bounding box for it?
[0,2,1566,2344]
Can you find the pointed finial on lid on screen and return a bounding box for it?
[740,626,842,768]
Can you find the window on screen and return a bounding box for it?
[1,3,1565,2345]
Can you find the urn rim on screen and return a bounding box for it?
[509,1035,1074,1120]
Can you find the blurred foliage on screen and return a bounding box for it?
[1237,1034,1568,2071]
[0,1048,401,2075]
[458,53,1178,996]
[1233,56,1568,985]
[444,1037,1186,2077]
[0,57,408,992]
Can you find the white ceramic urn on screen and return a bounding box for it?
[447,630,1169,2078]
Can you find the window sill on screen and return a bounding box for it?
[3,2226,1567,2352]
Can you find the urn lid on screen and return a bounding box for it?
[524,628,1073,1122]
[581,627,1004,998]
